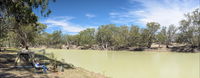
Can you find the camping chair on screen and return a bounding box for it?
[32,60,48,73]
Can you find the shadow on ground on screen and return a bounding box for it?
[0,49,74,78]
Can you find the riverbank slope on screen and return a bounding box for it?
[0,50,107,78]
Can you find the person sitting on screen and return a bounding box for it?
[33,60,48,73]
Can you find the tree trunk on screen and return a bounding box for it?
[25,46,29,50]
[17,28,29,50]
[159,42,161,48]
[166,40,169,48]
[102,44,105,50]
[105,43,108,49]
[147,42,152,48]
[166,45,169,48]
[0,43,2,52]
[22,43,29,50]
[21,39,29,50]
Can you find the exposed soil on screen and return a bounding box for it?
[59,43,200,52]
[0,51,107,78]
[0,67,107,78]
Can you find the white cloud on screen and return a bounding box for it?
[85,13,96,18]
[42,16,98,34]
[42,16,85,33]
[110,0,199,26]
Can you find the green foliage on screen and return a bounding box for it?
[78,28,96,46]
[166,25,177,48]
[41,30,64,48]
[96,24,117,49]
[0,17,15,40]
[112,26,129,48]
[139,29,149,47]
[156,27,167,45]
[0,0,55,49]
[0,0,53,17]
[65,35,80,45]
[177,8,200,47]
[15,23,47,47]
[146,22,160,48]
[128,26,141,47]
[50,30,62,45]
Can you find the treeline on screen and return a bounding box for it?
[0,4,199,51]
[28,8,199,50]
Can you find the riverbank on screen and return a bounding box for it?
[30,43,200,53]
[0,67,106,78]
[0,51,107,78]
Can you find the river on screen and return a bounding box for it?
[45,49,200,78]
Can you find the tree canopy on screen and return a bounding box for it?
[0,0,55,49]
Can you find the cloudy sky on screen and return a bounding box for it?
[35,0,199,34]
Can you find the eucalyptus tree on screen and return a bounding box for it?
[28,23,47,46]
[16,23,47,49]
[96,24,117,49]
[128,25,141,47]
[177,8,200,48]
[78,28,96,46]
[112,26,129,49]
[146,22,160,48]
[64,35,76,45]
[166,25,177,48]
[49,30,63,47]
[156,27,167,48]
[0,17,16,50]
[34,32,49,46]
[188,8,200,48]
[139,29,149,47]
[0,0,55,49]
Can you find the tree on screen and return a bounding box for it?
[177,8,200,48]
[139,29,149,47]
[16,23,47,49]
[107,25,129,49]
[61,34,70,45]
[49,30,63,48]
[0,17,10,48]
[0,0,55,49]
[78,28,96,46]
[0,17,16,41]
[128,25,141,47]
[96,24,117,49]
[146,22,160,48]
[166,25,177,48]
[29,23,47,46]
[0,0,54,17]
[156,27,167,48]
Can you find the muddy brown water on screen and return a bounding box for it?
[44,49,199,78]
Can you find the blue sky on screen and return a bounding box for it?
[34,0,199,34]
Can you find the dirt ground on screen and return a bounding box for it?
[0,67,106,78]
[0,51,107,78]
